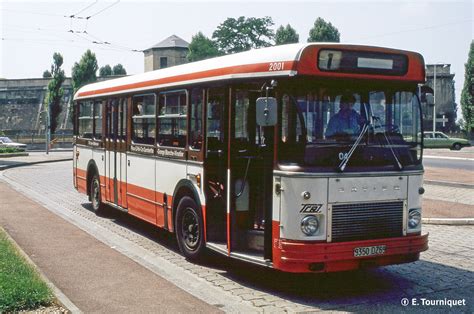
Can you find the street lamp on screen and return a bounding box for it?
[432,63,448,133]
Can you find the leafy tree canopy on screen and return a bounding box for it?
[112,63,127,75]
[187,32,221,62]
[71,49,98,92]
[460,40,474,133]
[212,16,274,54]
[46,52,65,134]
[99,64,112,77]
[42,70,52,78]
[275,24,299,45]
[308,17,340,42]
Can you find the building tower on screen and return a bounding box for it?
[143,35,189,72]
[425,64,456,132]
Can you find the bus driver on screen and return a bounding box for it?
[325,94,364,138]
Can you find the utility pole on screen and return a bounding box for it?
[46,102,51,154]
[433,64,437,133]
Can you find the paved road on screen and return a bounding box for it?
[423,156,474,170]
[1,161,473,312]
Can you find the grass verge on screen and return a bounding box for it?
[0,229,53,312]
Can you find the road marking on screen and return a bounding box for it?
[424,155,474,161]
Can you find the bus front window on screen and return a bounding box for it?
[279,88,422,171]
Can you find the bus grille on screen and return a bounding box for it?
[331,201,404,242]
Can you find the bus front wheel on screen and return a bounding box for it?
[90,173,104,214]
[176,196,204,260]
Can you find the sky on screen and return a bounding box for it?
[0,0,472,108]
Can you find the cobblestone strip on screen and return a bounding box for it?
[424,184,474,205]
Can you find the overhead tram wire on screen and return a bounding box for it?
[2,36,135,52]
[85,0,120,19]
[4,1,140,53]
[356,19,473,41]
[69,0,99,19]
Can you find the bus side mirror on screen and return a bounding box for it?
[256,97,277,126]
[425,93,434,107]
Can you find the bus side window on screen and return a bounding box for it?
[105,99,118,140]
[78,101,93,138]
[132,94,156,145]
[93,101,103,140]
[118,98,127,141]
[189,88,203,150]
[158,91,187,148]
[206,89,225,155]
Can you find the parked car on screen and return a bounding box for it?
[423,132,471,150]
[0,137,27,151]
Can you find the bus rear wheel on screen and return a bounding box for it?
[176,196,204,260]
[90,173,104,214]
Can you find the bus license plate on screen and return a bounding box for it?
[353,245,386,257]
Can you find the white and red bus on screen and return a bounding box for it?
[73,43,428,273]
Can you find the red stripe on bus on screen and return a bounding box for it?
[74,167,208,237]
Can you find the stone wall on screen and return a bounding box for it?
[0,78,74,134]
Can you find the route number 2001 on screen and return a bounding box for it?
[269,62,285,71]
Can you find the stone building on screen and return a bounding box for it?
[143,35,189,72]
[424,64,457,132]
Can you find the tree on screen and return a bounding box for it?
[71,50,98,124]
[187,32,220,62]
[308,17,340,43]
[43,70,52,78]
[460,40,473,134]
[99,64,112,77]
[212,16,274,54]
[275,24,299,45]
[71,49,98,93]
[112,63,127,75]
[45,52,65,135]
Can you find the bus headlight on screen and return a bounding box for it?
[301,215,319,236]
[408,208,421,229]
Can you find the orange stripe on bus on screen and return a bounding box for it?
[77,61,296,98]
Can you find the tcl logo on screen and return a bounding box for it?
[300,204,322,213]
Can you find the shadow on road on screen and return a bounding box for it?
[81,202,473,309]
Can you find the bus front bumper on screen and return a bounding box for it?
[273,233,428,273]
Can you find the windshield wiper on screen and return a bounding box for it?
[373,117,403,170]
[337,123,369,172]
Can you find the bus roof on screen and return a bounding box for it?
[74,43,425,101]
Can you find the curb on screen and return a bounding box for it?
[0,158,72,171]
[0,227,81,314]
[422,218,474,225]
[424,180,474,189]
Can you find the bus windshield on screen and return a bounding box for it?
[279,85,422,171]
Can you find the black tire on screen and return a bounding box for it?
[452,143,462,151]
[90,173,104,214]
[175,196,205,260]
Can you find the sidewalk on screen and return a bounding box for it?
[0,182,220,313]
[0,151,72,171]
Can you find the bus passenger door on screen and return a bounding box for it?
[105,100,119,204]
[117,98,127,208]
[229,88,273,260]
[203,88,228,245]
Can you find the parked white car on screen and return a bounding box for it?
[0,137,27,151]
